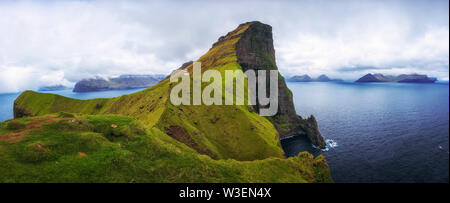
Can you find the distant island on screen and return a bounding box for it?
[73,74,165,92]
[289,74,343,82]
[38,85,69,91]
[356,73,437,83]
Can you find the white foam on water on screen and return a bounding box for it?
[326,139,338,148]
[311,139,338,152]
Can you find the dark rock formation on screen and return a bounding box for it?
[13,100,32,118]
[233,21,326,148]
[73,74,164,92]
[304,115,326,149]
[356,73,436,83]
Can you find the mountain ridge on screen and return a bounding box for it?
[38,85,70,91]
[356,73,437,83]
[73,74,165,92]
[289,74,342,82]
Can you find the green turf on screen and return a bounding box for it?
[0,114,332,183]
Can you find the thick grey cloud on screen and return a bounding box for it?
[0,0,448,92]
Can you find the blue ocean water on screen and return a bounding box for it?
[282,82,449,183]
[0,83,448,183]
[0,88,146,122]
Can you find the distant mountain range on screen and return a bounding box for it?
[288,74,343,82]
[73,74,166,92]
[356,73,437,83]
[38,85,70,91]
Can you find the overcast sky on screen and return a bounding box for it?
[0,0,448,92]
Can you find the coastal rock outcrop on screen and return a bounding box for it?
[304,115,326,149]
[13,100,32,118]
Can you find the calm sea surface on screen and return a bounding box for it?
[0,83,448,182]
[282,82,449,183]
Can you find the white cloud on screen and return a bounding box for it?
[0,65,69,92]
[0,0,448,92]
[277,26,449,80]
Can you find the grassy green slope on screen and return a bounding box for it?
[15,80,171,128]
[0,114,332,183]
[13,23,285,161]
[14,76,284,161]
[155,23,285,160]
[14,90,115,116]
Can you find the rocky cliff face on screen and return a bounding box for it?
[304,115,326,148]
[13,100,32,119]
[232,22,325,148]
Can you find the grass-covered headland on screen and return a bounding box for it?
[0,114,331,183]
[2,21,332,183]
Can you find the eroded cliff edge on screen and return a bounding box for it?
[233,21,326,148]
